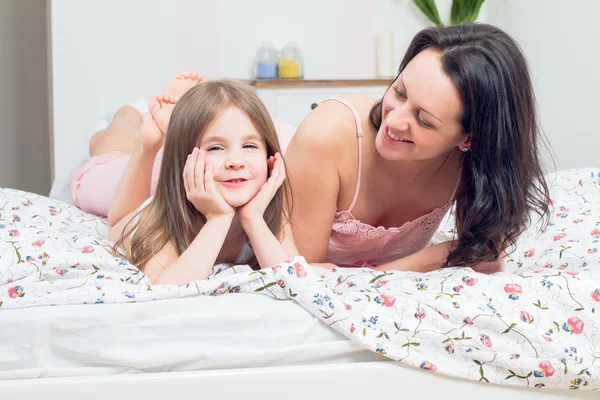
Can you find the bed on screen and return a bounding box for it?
[1,163,599,398]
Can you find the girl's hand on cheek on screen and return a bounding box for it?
[239,152,286,225]
[183,148,234,220]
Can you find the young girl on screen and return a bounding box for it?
[108,80,297,284]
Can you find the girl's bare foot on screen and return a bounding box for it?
[162,72,204,99]
[138,94,177,152]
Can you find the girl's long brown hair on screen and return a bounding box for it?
[113,80,291,271]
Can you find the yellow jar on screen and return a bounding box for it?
[278,42,303,79]
[279,59,301,79]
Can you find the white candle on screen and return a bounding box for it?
[376,30,395,79]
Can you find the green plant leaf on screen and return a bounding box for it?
[451,0,485,25]
[451,0,485,24]
[414,0,444,26]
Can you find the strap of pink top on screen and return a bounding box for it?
[321,97,363,213]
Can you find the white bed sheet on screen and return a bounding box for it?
[0,293,381,380]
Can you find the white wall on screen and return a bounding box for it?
[50,0,177,184]
[0,0,50,195]
[50,0,600,184]
[490,0,600,170]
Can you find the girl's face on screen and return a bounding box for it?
[375,48,469,162]
[199,106,268,207]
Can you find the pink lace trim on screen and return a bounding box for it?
[332,201,452,239]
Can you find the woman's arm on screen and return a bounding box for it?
[373,240,457,273]
[284,109,344,263]
[373,240,504,274]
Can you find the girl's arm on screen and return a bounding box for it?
[280,220,299,258]
[242,218,291,268]
[146,147,235,284]
[239,153,298,268]
[148,215,233,284]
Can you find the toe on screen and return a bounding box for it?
[148,95,162,115]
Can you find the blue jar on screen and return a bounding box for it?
[254,42,278,79]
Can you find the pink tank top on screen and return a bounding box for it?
[323,98,460,268]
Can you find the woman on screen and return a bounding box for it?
[284,23,550,273]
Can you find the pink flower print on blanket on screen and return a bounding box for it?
[7,285,25,298]
[520,311,534,324]
[534,361,555,377]
[523,248,536,258]
[461,276,478,286]
[374,294,396,307]
[287,262,307,278]
[553,232,566,241]
[504,283,523,300]
[82,246,95,254]
[479,333,493,347]
[420,361,437,371]
[31,239,45,248]
[563,317,584,335]
[555,206,569,218]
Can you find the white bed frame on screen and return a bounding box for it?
[1,362,594,399]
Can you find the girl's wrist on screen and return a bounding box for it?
[240,215,266,231]
[205,212,235,223]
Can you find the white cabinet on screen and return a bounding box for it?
[251,80,391,128]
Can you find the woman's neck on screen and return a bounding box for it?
[374,149,463,188]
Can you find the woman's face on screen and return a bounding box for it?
[375,48,470,162]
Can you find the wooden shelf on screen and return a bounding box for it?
[247,79,392,88]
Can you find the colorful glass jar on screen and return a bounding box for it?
[278,42,304,79]
[254,42,279,79]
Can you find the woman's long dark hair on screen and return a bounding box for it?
[370,23,551,267]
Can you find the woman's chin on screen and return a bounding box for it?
[375,134,400,161]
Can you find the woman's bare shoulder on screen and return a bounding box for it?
[292,94,377,149]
